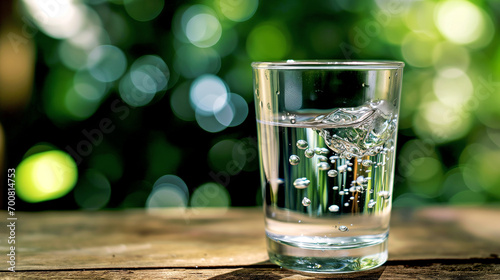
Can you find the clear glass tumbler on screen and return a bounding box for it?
[252,60,404,273]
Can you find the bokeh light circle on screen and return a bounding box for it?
[219,0,258,22]
[404,156,444,198]
[190,74,229,115]
[124,0,164,22]
[22,0,87,39]
[208,139,246,173]
[119,73,155,107]
[74,70,108,102]
[173,5,222,47]
[174,45,221,79]
[247,23,290,60]
[435,0,486,45]
[130,55,170,94]
[400,32,436,68]
[87,45,127,82]
[190,182,230,207]
[404,1,437,35]
[413,100,473,143]
[64,87,101,120]
[153,174,189,197]
[462,147,500,199]
[74,169,111,210]
[170,81,195,121]
[16,150,78,203]
[195,109,227,133]
[432,42,470,73]
[214,96,234,126]
[147,183,188,208]
[58,41,88,70]
[433,69,473,107]
[227,93,248,127]
[186,13,222,48]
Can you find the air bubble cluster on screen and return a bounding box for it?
[282,103,395,217]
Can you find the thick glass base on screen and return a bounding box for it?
[267,235,388,273]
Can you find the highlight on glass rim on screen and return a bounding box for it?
[1,0,499,277]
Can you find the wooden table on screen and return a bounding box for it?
[1,207,499,279]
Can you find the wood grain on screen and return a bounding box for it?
[1,260,500,280]
[0,206,499,278]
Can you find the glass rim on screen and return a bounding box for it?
[251,60,405,70]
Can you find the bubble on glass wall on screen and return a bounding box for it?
[87,45,127,83]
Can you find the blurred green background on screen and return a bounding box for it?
[0,0,499,211]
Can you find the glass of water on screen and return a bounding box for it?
[252,60,404,273]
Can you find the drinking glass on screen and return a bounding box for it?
[252,60,404,273]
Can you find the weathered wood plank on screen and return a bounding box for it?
[0,207,499,271]
[389,207,500,260]
[3,208,268,271]
[1,260,500,280]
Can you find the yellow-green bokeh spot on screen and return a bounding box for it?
[219,0,258,22]
[190,183,230,207]
[474,149,500,199]
[16,150,78,203]
[247,22,290,61]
